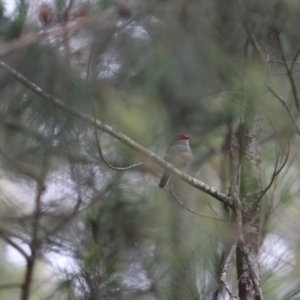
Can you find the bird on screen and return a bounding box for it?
[159,134,192,188]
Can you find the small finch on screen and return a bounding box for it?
[159,134,192,188]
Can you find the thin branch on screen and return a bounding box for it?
[256,118,289,203]
[21,119,56,300]
[290,45,300,72]
[257,147,288,203]
[220,241,238,300]
[229,128,241,218]
[44,174,120,244]
[0,59,232,207]
[0,230,29,260]
[86,34,151,171]
[235,0,265,62]
[259,182,276,245]
[94,133,151,170]
[0,150,40,182]
[200,91,249,106]
[0,227,29,244]
[206,201,223,220]
[170,186,228,222]
[267,86,300,136]
[275,34,300,112]
[63,0,75,21]
[273,60,300,65]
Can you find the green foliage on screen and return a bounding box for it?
[0,0,300,299]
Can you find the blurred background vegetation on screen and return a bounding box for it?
[0,0,300,299]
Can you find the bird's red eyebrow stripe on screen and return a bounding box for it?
[177,135,190,140]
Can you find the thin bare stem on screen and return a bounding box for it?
[0,230,29,260]
[268,86,300,136]
[86,37,150,171]
[220,241,238,299]
[290,46,300,72]
[273,60,300,65]
[63,0,75,21]
[257,147,288,203]
[170,186,228,222]
[275,34,300,112]
[20,120,55,300]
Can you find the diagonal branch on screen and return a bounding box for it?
[236,0,267,63]
[290,45,300,72]
[94,130,151,170]
[0,229,29,260]
[85,35,150,171]
[256,118,289,203]
[21,118,56,300]
[220,241,238,300]
[275,34,300,112]
[267,86,300,136]
[170,186,228,222]
[0,60,232,207]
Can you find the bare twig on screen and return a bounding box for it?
[63,0,75,21]
[235,0,265,62]
[0,230,29,260]
[93,130,151,170]
[200,91,248,106]
[290,46,300,72]
[0,60,233,207]
[0,151,40,182]
[86,36,151,171]
[273,60,300,65]
[21,120,56,300]
[275,34,300,112]
[206,201,223,219]
[44,174,120,244]
[257,147,288,203]
[229,128,241,218]
[267,86,300,136]
[0,227,28,243]
[256,117,289,203]
[259,184,276,246]
[170,186,228,222]
[220,241,238,299]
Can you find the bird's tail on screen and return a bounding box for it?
[159,171,170,188]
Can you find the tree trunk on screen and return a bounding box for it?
[236,105,263,300]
